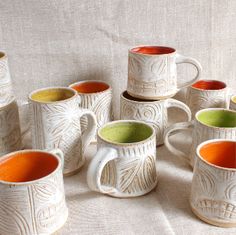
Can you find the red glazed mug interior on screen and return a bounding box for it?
[71,81,109,94]
[130,46,175,55]
[192,80,226,90]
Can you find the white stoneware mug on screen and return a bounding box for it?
[87,120,157,198]
[0,99,22,156]
[164,108,236,168]
[29,87,97,176]
[186,80,228,118]
[120,91,191,145]
[0,52,14,107]
[127,45,202,100]
[0,149,68,235]
[230,95,236,110]
[69,80,113,142]
[190,139,236,227]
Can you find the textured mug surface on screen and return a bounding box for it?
[0,149,68,235]
[186,80,228,118]
[164,108,236,168]
[120,91,191,145]
[29,87,97,175]
[87,120,157,198]
[127,45,202,100]
[190,139,236,227]
[230,95,236,110]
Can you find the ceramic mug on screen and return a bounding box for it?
[29,87,97,175]
[87,120,157,198]
[0,149,68,235]
[186,80,228,118]
[69,80,113,141]
[127,45,202,100]
[120,91,191,145]
[190,139,236,227]
[230,95,236,110]
[164,108,236,168]
[0,99,22,156]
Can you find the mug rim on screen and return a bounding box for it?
[196,139,236,171]
[29,87,77,104]
[0,149,63,185]
[0,51,6,60]
[195,108,236,129]
[190,79,227,91]
[231,95,236,104]
[69,80,111,95]
[97,120,155,146]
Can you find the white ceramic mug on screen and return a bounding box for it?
[186,79,228,118]
[0,149,68,235]
[29,87,97,175]
[120,91,191,145]
[190,139,236,227]
[127,45,202,100]
[230,95,236,110]
[87,120,157,198]
[164,108,236,168]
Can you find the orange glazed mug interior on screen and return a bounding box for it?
[0,151,58,182]
[71,81,109,94]
[192,80,226,90]
[199,141,236,168]
[130,46,175,55]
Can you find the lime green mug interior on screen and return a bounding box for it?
[197,109,236,128]
[99,122,153,144]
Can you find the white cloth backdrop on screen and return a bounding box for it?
[1,1,236,234]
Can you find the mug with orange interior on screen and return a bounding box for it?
[0,149,68,235]
[190,139,236,227]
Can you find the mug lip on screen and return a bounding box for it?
[129,45,176,56]
[29,86,77,104]
[195,108,236,130]
[0,149,62,185]
[190,79,227,91]
[196,139,236,171]
[97,120,155,146]
[69,80,111,95]
[0,51,6,60]
[231,95,236,104]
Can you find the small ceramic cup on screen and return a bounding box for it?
[164,108,236,168]
[230,95,236,110]
[29,87,97,176]
[0,52,14,107]
[190,139,236,227]
[69,80,113,142]
[186,80,228,118]
[87,120,157,198]
[120,91,191,145]
[0,149,68,235]
[127,45,202,100]
[0,99,22,156]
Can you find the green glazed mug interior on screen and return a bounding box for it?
[197,109,236,128]
[99,121,154,144]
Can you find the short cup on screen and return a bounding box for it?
[87,120,157,198]
[230,95,236,110]
[190,139,236,227]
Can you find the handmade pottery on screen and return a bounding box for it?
[0,149,68,235]
[127,45,202,100]
[87,120,157,197]
[69,80,113,142]
[230,95,236,110]
[164,108,236,168]
[29,87,97,175]
[186,80,228,118]
[190,139,236,227]
[0,100,22,156]
[0,52,14,107]
[120,91,191,145]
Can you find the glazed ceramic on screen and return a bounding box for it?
[190,139,236,227]
[69,80,113,142]
[0,100,22,156]
[127,45,202,100]
[230,95,236,110]
[186,80,228,118]
[29,87,97,175]
[164,108,236,168]
[0,149,68,235]
[0,52,14,107]
[120,91,191,145]
[87,120,157,198]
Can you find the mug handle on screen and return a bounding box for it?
[49,148,64,169]
[176,54,202,90]
[87,147,118,194]
[164,121,194,164]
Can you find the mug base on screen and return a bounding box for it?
[51,207,69,234]
[64,161,85,177]
[127,90,177,100]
